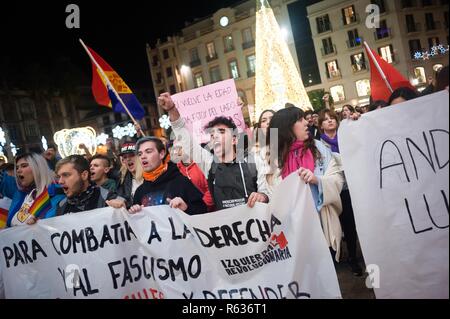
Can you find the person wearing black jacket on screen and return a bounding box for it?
[129,137,207,215]
[55,155,125,216]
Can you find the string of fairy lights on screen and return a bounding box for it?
[413,44,450,61]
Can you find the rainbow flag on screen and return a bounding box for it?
[87,45,145,120]
[0,197,11,229]
[28,188,52,219]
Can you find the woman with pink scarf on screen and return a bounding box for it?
[265,106,345,262]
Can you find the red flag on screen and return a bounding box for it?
[364,43,416,102]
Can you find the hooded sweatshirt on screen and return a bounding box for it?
[133,162,207,215]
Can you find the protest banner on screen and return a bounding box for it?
[339,91,449,299]
[0,175,341,299]
[171,79,245,143]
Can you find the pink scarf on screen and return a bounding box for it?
[281,141,315,179]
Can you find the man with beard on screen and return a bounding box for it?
[56,155,125,216]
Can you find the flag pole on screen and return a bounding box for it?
[364,41,394,94]
[79,39,146,137]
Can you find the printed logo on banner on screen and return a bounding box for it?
[219,215,292,276]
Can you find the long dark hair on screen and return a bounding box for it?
[268,107,320,172]
[255,109,275,148]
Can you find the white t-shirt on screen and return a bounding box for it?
[131,178,143,199]
[10,189,36,227]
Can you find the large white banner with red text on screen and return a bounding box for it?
[0,175,341,299]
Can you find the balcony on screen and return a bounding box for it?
[341,14,360,27]
[374,28,392,41]
[242,40,255,50]
[206,54,218,63]
[327,70,342,81]
[317,24,332,35]
[352,63,368,73]
[224,46,235,53]
[190,59,201,68]
[406,22,421,33]
[247,70,255,78]
[426,21,442,31]
[321,44,337,57]
[347,38,363,50]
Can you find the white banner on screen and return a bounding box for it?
[0,175,341,299]
[339,91,449,299]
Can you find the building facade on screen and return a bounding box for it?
[0,89,76,156]
[146,0,301,120]
[306,0,449,108]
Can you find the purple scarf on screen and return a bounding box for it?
[321,133,340,153]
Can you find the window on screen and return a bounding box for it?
[242,28,253,44]
[166,67,173,78]
[409,39,422,56]
[247,54,256,77]
[229,60,240,79]
[210,66,222,83]
[375,20,390,40]
[169,85,177,95]
[402,0,415,8]
[163,49,169,60]
[206,42,217,59]
[342,5,357,25]
[156,72,163,84]
[422,0,433,6]
[322,37,335,55]
[371,0,386,13]
[224,35,234,52]
[194,73,204,88]
[20,100,34,118]
[356,79,371,97]
[25,124,38,137]
[7,125,20,142]
[325,60,341,79]
[190,48,199,62]
[425,13,437,30]
[103,116,111,126]
[413,67,427,84]
[347,29,361,48]
[351,53,366,72]
[330,85,346,102]
[316,15,331,33]
[428,37,440,49]
[406,15,418,32]
[114,113,123,123]
[378,45,394,63]
[152,55,159,66]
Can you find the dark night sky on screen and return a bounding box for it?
[1,0,245,93]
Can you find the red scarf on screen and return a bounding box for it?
[281,141,315,179]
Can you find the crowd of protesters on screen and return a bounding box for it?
[0,65,448,281]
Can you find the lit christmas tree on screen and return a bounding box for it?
[254,0,312,122]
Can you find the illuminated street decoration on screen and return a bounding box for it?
[159,115,171,130]
[41,136,48,151]
[53,127,97,158]
[254,0,312,122]
[413,45,449,61]
[112,123,137,140]
[96,133,109,145]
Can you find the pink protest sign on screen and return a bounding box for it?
[172,79,245,143]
